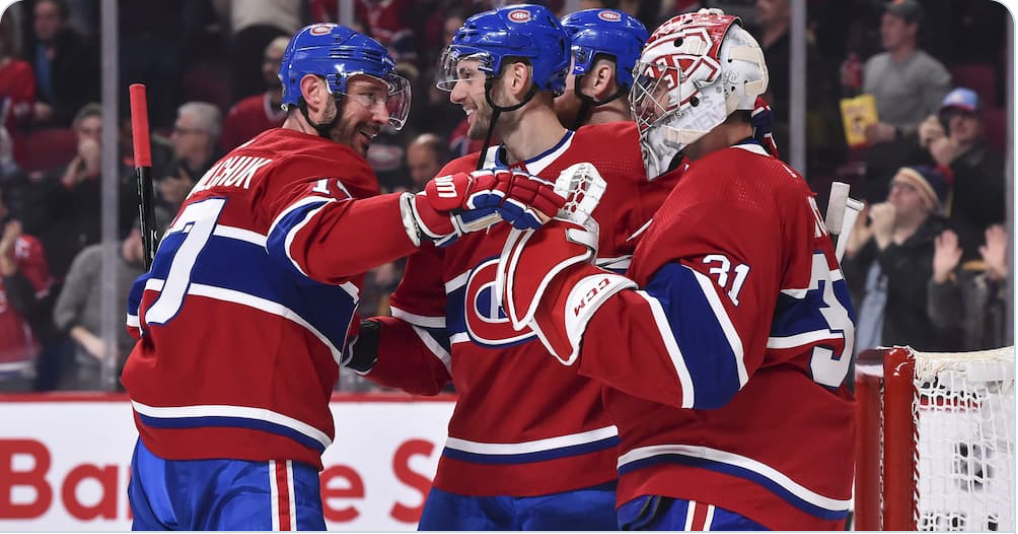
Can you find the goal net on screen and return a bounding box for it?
[855,346,1015,531]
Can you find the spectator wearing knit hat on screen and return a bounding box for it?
[843,165,951,352]
[918,87,1005,259]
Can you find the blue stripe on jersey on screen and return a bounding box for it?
[136,413,327,453]
[149,231,356,353]
[645,263,742,410]
[770,276,855,339]
[127,271,153,318]
[441,435,620,465]
[618,454,849,520]
[266,198,331,279]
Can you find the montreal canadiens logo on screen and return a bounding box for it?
[598,10,622,22]
[309,24,333,36]
[464,258,536,346]
[507,9,532,23]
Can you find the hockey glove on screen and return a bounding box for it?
[488,170,567,230]
[497,219,635,365]
[402,170,502,247]
[341,319,381,373]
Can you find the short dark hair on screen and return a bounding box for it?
[37,0,71,21]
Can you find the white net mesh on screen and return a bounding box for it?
[912,346,1016,531]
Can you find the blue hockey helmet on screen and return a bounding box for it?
[561,9,648,90]
[279,24,412,129]
[436,4,571,97]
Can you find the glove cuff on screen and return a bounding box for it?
[539,271,635,365]
[499,222,597,330]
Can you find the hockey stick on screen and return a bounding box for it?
[129,84,158,270]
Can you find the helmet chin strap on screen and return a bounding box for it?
[298,95,344,140]
[571,74,626,130]
[476,77,537,170]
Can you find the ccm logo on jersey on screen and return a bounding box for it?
[464,259,536,347]
[508,9,531,22]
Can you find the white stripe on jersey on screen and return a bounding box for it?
[617,444,852,513]
[635,290,695,408]
[143,278,344,364]
[766,329,843,349]
[688,266,748,386]
[214,225,267,246]
[445,425,618,456]
[131,400,334,450]
[412,325,452,374]
[390,306,446,329]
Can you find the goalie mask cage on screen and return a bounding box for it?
[855,346,1016,531]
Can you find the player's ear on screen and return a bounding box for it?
[300,74,325,111]
[591,61,616,100]
[506,61,531,102]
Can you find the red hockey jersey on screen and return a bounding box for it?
[220,93,286,153]
[0,234,51,375]
[365,122,679,496]
[122,128,419,469]
[576,142,856,530]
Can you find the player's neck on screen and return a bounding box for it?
[501,107,568,164]
[685,123,753,161]
[585,101,632,126]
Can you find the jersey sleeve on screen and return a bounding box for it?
[263,154,419,285]
[574,190,790,410]
[364,242,452,393]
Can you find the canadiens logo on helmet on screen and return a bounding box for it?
[309,24,333,36]
[507,9,532,23]
[598,10,622,22]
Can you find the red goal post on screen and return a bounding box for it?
[855,346,1015,531]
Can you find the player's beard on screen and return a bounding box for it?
[466,96,494,141]
[329,98,380,157]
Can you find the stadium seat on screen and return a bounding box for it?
[17,127,78,173]
[982,106,1006,154]
[948,63,997,106]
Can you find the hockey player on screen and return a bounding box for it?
[554,9,648,129]
[121,24,559,530]
[496,9,856,531]
[341,4,666,530]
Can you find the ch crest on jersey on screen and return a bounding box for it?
[464,258,537,347]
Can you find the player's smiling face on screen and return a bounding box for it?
[334,76,389,156]
[449,59,493,140]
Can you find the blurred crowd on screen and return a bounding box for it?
[0,0,1010,392]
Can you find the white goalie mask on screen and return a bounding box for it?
[629,9,768,179]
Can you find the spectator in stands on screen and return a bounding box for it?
[405,133,448,193]
[843,165,950,353]
[218,0,301,104]
[928,225,1008,351]
[53,210,170,390]
[358,0,418,64]
[842,0,952,203]
[220,36,289,152]
[752,0,843,174]
[165,101,221,200]
[0,12,36,141]
[25,0,100,127]
[918,87,1005,258]
[24,103,103,280]
[0,185,53,392]
[0,127,31,219]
